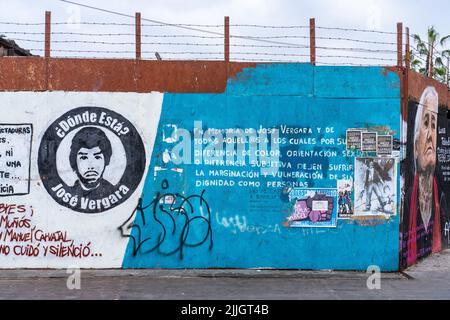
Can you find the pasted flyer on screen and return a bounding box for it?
[346,129,362,150]
[377,135,393,156]
[361,132,377,152]
[0,124,33,196]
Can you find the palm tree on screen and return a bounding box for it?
[442,50,450,86]
[411,26,450,81]
[408,50,426,74]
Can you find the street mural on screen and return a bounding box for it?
[122,64,401,270]
[401,86,450,269]
[38,107,146,213]
[0,64,404,270]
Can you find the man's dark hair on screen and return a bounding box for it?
[69,126,112,172]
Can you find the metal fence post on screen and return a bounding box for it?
[310,18,316,65]
[397,22,403,67]
[135,12,141,60]
[45,11,51,58]
[224,16,230,62]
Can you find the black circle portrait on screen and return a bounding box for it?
[38,106,146,213]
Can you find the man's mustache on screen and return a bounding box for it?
[82,170,99,177]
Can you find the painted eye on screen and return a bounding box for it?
[79,156,88,160]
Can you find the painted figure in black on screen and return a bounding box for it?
[69,126,116,197]
[364,159,386,211]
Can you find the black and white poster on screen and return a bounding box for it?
[38,107,146,213]
[354,157,397,216]
[377,135,393,156]
[361,132,377,152]
[346,129,362,150]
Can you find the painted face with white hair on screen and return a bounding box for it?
[415,89,438,174]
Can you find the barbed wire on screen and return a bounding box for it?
[316,46,396,54]
[316,61,391,67]
[232,34,396,46]
[0,31,227,39]
[316,55,396,61]
[317,26,397,35]
[25,48,395,62]
[6,38,314,49]
[232,52,310,57]
[11,39,398,55]
[316,36,396,45]
[0,21,47,26]
[0,30,398,47]
[231,44,306,49]
[0,0,404,67]
[0,21,309,28]
[0,20,399,35]
[0,0,443,74]
[10,38,227,46]
[231,58,304,62]
[29,49,225,54]
[230,24,308,29]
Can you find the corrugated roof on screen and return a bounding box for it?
[0,36,34,56]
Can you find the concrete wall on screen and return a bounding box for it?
[0,92,163,267]
[121,64,401,270]
[0,61,402,270]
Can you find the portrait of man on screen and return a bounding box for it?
[406,86,441,267]
[69,126,116,197]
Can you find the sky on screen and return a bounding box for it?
[0,0,449,64]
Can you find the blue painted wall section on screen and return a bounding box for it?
[122,64,401,271]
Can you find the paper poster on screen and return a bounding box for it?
[354,157,397,216]
[337,179,354,218]
[284,188,337,228]
[377,135,393,156]
[346,129,362,150]
[0,124,33,196]
[361,132,377,152]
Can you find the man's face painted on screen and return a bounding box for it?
[76,146,106,187]
[416,97,437,173]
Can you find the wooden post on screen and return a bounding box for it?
[397,22,403,67]
[135,12,141,60]
[224,16,229,62]
[45,11,51,58]
[310,18,316,65]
